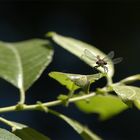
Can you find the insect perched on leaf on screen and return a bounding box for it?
[82,49,123,73]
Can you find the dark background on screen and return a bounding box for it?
[0,1,140,140]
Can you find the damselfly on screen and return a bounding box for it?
[83,49,123,73]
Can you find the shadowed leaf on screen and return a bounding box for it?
[49,109,102,140]
[12,122,51,140]
[75,95,128,120]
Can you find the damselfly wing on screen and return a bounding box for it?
[103,51,123,64]
[82,49,123,73]
[83,49,97,61]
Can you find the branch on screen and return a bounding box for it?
[0,92,96,113]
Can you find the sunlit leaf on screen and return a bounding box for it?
[49,109,102,140]
[47,32,114,78]
[0,128,21,140]
[49,71,104,91]
[12,122,51,140]
[0,39,53,91]
[113,85,140,109]
[75,95,128,120]
[113,85,140,101]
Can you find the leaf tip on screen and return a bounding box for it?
[48,71,55,78]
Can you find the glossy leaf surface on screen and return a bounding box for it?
[47,32,114,78]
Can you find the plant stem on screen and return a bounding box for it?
[0,92,96,113]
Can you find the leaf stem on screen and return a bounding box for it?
[107,77,113,86]
[0,117,17,130]
[19,87,25,104]
[0,92,96,113]
[68,83,75,98]
[119,74,140,84]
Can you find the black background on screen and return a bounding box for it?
[0,1,140,140]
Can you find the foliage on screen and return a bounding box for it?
[75,95,128,120]
[0,32,139,139]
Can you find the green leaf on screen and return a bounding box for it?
[0,128,21,140]
[49,109,102,140]
[113,85,140,109]
[12,122,51,140]
[75,95,128,120]
[49,71,104,91]
[0,39,53,91]
[47,32,114,78]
